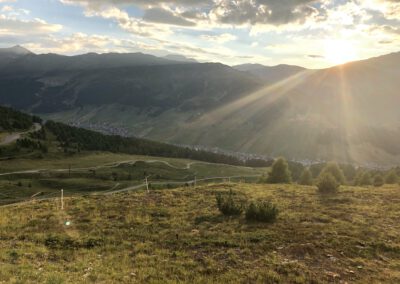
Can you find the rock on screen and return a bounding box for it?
[325,271,340,279]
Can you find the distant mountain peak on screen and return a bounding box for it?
[5,45,33,55]
[0,45,33,55]
[163,54,197,63]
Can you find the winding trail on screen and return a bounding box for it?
[0,158,242,177]
[0,173,263,208]
[0,123,42,146]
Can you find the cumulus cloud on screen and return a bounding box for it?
[61,0,325,28]
[83,6,171,37]
[60,0,212,8]
[210,0,320,26]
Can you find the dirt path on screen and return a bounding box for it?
[0,123,42,146]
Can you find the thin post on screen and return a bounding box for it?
[194,175,197,188]
[61,189,64,210]
[145,176,149,193]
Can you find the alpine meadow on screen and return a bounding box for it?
[1,0,400,283]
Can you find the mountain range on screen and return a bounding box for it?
[1,45,399,166]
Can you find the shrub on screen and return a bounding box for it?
[245,201,279,223]
[320,162,345,184]
[216,190,243,216]
[266,157,292,184]
[373,175,384,187]
[385,170,398,184]
[299,168,313,185]
[317,173,339,194]
[359,172,372,186]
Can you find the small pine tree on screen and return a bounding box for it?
[385,170,398,184]
[320,162,346,184]
[317,173,339,194]
[266,158,292,184]
[245,201,279,223]
[215,190,243,216]
[373,175,384,187]
[299,168,313,185]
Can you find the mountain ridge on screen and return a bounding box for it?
[1,46,400,166]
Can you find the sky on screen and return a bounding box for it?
[0,0,400,68]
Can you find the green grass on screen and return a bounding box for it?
[0,152,266,205]
[0,152,184,173]
[0,151,265,176]
[1,183,400,283]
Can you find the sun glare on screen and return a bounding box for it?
[324,39,358,65]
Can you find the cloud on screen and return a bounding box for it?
[61,0,325,27]
[1,5,12,12]
[143,7,196,26]
[1,5,30,16]
[60,0,212,12]
[0,14,62,36]
[209,0,321,26]
[84,6,171,37]
[200,33,237,43]
[381,24,400,34]
[308,54,324,58]
[378,39,393,44]
[24,33,121,54]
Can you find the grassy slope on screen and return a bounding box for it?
[1,183,400,283]
[0,152,266,205]
[0,152,265,174]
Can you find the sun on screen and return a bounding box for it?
[324,39,358,65]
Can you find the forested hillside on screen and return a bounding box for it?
[45,121,271,167]
[0,105,41,131]
[0,105,271,167]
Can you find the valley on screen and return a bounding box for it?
[1,46,400,166]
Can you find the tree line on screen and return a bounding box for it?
[263,157,400,192]
[45,120,272,167]
[0,105,41,131]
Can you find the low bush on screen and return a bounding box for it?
[245,201,279,223]
[385,170,398,184]
[319,162,346,184]
[357,172,372,186]
[215,190,244,216]
[373,175,384,187]
[299,168,313,185]
[317,173,339,194]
